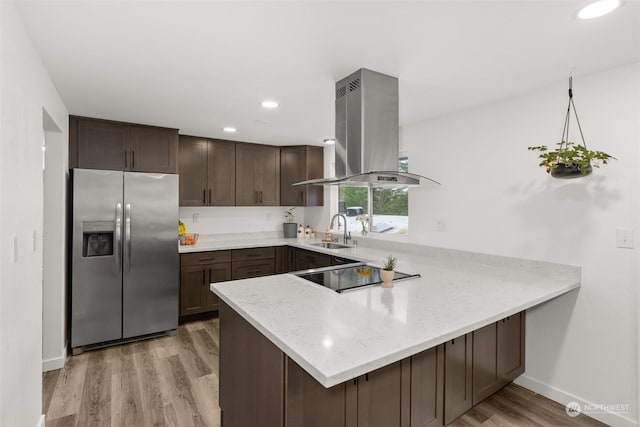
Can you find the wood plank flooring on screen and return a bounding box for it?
[43,318,606,427]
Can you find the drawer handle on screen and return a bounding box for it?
[198,257,215,261]
[246,270,263,274]
[247,253,262,257]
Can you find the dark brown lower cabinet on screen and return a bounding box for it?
[410,346,444,427]
[179,251,231,317]
[219,302,284,427]
[353,361,404,427]
[286,360,348,427]
[472,312,526,406]
[294,248,332,271]
[218,301,525,427]
[443,334,473,425]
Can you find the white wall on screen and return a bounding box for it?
[179,206,307,235]
[402,63,640,426]
[0,2,68,426]
[42,112,67,371]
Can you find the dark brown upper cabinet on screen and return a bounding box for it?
[70,115,178,173]
[235,143,280,206]
[178,135,236,206]
[280,145,324,207]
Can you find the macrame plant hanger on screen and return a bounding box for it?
[561,76,588,151]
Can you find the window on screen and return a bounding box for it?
[338,157,409,236]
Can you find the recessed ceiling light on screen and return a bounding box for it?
[223,127,237,133]
[324,138,336,145]
[261,100,279,109]
[577,0,620,19]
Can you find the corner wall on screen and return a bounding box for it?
[401,63,640,426]
[0,2,68,426]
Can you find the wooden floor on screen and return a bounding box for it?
[43,318,606,427]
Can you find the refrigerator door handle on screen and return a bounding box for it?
[115,203,122,273]
[125,203,132,271]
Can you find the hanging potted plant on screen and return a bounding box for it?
[283,208,298,238]
[528,77,615,179]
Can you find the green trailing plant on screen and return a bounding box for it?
[528,142,615,175]
[382,255,397,271]
[284,207,296,223]
[529,76,615,177]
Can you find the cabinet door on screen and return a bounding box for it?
[281,146,306,206]
[235,143,259,205]
[472,323,499,405]
[411,346,444,427]
[286,359,347,427]
[498,312,525,383]
[281,146,324,207]
[357,362,403,427]
[179,136,208,206]
[236,143,280,206]
[206,263,231,311]
[76,118,128,170]
[258,145,280,206]
[129,125,178,173]
[443,334,472,425]
[180,265,207,316]
[208,139,236,206]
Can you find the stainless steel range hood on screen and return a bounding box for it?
[294,68,440,187]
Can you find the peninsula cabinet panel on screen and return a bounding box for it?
[71,116,178,173]
[443,333,473,425]
[219,302,284,427]
[285,359,347,427]
[410,346,444,427]
[472,312,525,405]
[497,312,525,383]
[179,136,236,206]
[472,323,500,405]
[356,361,403,427]
[281,145,324,207]
[236,143,280,206]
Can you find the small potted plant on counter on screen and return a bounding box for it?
[380,255,397,288]
[283,208,297,238]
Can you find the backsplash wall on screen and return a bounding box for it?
[179,206,309,235]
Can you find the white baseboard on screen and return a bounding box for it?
[42,350,66,372]
[37,414,45,427]
[515,374,637,427]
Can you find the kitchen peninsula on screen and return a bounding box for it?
[201,236,580,426]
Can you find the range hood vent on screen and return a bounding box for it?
[295,68,440,187]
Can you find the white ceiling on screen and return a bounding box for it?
[16,1,640,146]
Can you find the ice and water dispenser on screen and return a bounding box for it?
[82,221,114,257]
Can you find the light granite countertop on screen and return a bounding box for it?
[198,233,580,388]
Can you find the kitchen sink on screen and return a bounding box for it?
[308,242,352,250]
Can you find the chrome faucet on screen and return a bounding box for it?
[330,213,351,244]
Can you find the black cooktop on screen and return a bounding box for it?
[295,265,420,293]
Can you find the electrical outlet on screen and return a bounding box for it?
[436,220,447,232]
[192,213,199,224]
[616,228,634,249]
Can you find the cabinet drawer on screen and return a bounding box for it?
[181,251,231,266]
[232,259,276,280]
[232,247,276,262]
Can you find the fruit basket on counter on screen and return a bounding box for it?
[179,233,199,245]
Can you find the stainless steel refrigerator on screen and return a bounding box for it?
[71,169,179,352]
